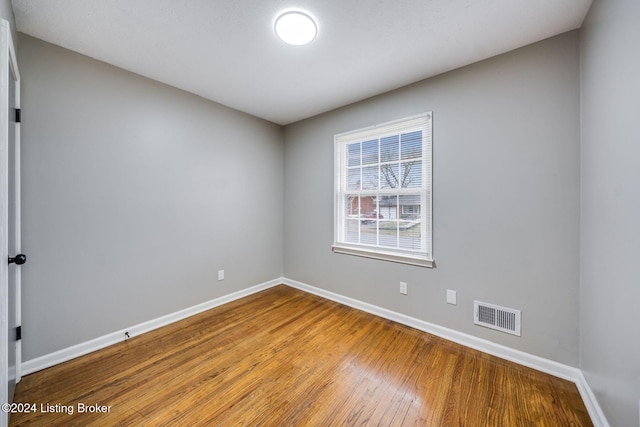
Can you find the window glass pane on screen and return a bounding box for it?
[399,195,422,250]
[360,223,377,245]
[347,196,379,220]
[379,221,398,248]
[362,166,379,190]
[379,195,397,220]
[379,195,398,248]
[348,168,361,191]
[399,224,422,250]
[401,131,422,160]
[401,161,422,188]
[380,135,399,162]
[380,163,399,189]
[399,195,421,219]
[345,195,361,216]
[362,139,379,165]
[348,142,361,167]
[358,195,376,217]
[345,219,360,244]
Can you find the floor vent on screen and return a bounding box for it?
[474,301,521,336]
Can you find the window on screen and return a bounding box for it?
[333,113,433,267]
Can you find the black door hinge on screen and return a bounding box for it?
[15,326,21,341]
[14,108,20,123]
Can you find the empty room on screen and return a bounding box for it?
[0,0,638,426]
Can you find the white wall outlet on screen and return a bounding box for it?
[217,270,224,281]
[447,289,457,305]
[400,282,408,295]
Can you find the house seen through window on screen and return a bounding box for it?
[333,113,433,267]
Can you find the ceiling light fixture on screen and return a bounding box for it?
[274,11,317,46]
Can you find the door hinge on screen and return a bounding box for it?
[14,108,20,123]
[15,326,21,341]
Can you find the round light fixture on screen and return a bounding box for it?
[274,11,317,46]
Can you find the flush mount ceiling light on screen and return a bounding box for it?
[274,11,317,46]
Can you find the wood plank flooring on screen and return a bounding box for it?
[10,285,592,426]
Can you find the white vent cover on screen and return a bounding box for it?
[474,301,521,336]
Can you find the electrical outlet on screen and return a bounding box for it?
[447,290,457,305]
[400,282,408,295]
[218,270,224,281]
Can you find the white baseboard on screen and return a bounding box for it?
[21,278,281,376]
[573,370,611,427]
[21,276,608,426]
[281,277,609,427]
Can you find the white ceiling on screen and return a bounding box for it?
[12,0,591,125]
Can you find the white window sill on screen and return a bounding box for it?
[332,245,434,268]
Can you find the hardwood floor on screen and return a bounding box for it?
[10,285,592,426]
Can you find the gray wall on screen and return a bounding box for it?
[18,35,284,360]
[580,0,640,425]
[283,32,581,365]
[0,0,16,44]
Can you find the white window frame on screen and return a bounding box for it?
[332,112,433,268]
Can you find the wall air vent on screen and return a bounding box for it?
[474,301,521,336]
